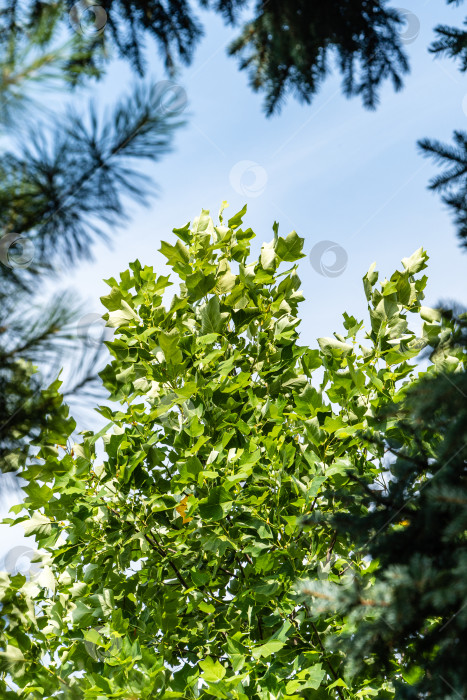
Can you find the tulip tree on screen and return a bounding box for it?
[0,204,455,699]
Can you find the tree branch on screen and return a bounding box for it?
[144,533,189,589]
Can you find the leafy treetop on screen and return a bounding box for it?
[1,204,460,699]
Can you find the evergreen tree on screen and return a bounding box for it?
[430,0,467,72]
[419,132,467,247]
[4,0,414,113]
[0,8,185,474]
[413,1,467,248]
[0,290,100,472]
[0,0,105,126]
[226,0,409,114]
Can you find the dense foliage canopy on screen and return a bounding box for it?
[1,205,464,698]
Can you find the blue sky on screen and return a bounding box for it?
[2,0,467,560]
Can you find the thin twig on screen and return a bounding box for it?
[143,533,189,589]
[326,531,338,563]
